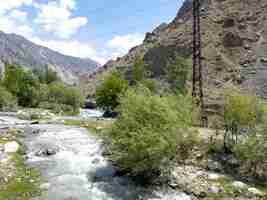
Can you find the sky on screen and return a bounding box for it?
[0,0,184,65]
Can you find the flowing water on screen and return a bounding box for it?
[2,110,191,200]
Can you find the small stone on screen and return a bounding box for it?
[208,173,222,180]
[208,186,221,194]
[40,183,50,190]
[248,187,264,196]
[92,158,100,164]
[207,160,223,172]
[30,179,35,183]
[4,141,20,153]
[232,181,247,189]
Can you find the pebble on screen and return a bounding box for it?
[232,181,247,189]
[248,187,264,196]
[40,183,51,190]
[4,141,20,153]
[208,185,221,194]
[208,173,222,180]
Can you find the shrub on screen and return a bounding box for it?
[96,72,128,111]
[33,66,59,84]
[223,87,260,148]
[48,82,84,114]
[233,129,267,177]
[109,86,197,178]
[132,57,146,83]
[3,64,40,107]
[0,86,17,111]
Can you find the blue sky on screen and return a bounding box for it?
[0,0,184,64]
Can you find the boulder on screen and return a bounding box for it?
[232,181,247,189]
[102,110,118,118]
[248,187,264,196]
[84,100,97,109]
[35,145,59,157]
[4,141,19,153]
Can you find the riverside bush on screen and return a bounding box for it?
[109,86,197,178]
[223,88,260,148]
[0,86,17,111]
[47,82,84,114]
[96,72,128,111]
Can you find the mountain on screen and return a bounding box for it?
[0,31,100,85]
[92,0,267,108]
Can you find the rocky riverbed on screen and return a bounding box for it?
[0,110,266,200]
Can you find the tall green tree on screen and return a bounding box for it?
[132,57,146,83]
[96,72,128,111]
[166,56,189,94]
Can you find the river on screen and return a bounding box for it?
[1,110,191,200]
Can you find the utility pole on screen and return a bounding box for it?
[192,0,207,127]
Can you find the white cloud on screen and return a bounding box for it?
[34,0,87,39]
[60,0,76,9]
[9,10,28,22]
[0,9,33,38]
[31,37,106,64]
[0,0,32,14]
[107,33,144,59]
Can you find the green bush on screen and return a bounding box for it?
[166,56,189,94]
[109,86,197,178]
[48,82,84,114]
[233,129,267,177]
[96,72,128,111]
[0,86,17,111]
[223,87,260,147]
[3,64,40,107]
[132,57,146,83]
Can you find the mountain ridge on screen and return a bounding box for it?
[0,30,100,85]
[91,0,267,106]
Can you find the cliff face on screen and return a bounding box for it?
[0,31,100,85]
[98,0,267,104]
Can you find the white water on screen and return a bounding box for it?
[9,110,191,200]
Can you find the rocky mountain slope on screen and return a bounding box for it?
[92,0,267,106]
[0,31,100,85]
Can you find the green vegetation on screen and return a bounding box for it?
[132,57,146,83]
[166,55,189,94]
[0,154,41,200]
[0,64,84,114]
[0,86,17,111]
[223,87,259,148]
[108,86,198,178]
[96,72,128,111]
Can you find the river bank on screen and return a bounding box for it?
[0,110,266,200]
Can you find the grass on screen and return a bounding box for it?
[0,153,42,200]
[0,128,42,200]
[64,119,114,135]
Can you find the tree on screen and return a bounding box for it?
[96,72,128,111]
[109,86,197,178]
[0,86,17,111]
[166,56,189,94]
[132,57,146,83]
[223,87,260,148]
[3,64,40,107]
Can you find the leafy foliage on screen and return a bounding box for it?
[3,64,40,107]
[223,87,260,147]
[96,72,128,111]
[109,86,197,177]
[1,64,83,114]
[166,56,189,94]
[132,57,146,83]
[233,128,267,177]
[46,82,84,114]
[0,86,17,111]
